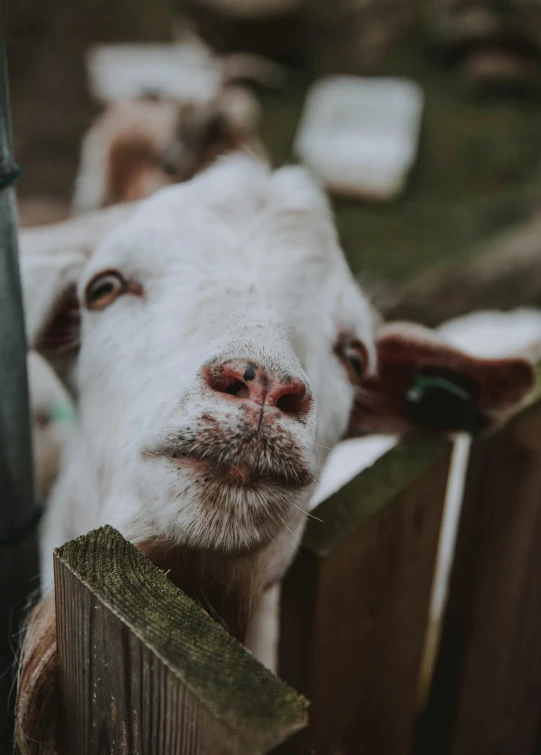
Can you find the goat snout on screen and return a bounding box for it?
[205,359,311,420]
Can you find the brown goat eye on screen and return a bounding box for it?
[85,271,127,311]
[339,340,368,383]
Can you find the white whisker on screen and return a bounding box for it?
[290,499,323,522]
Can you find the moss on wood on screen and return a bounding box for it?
[55,526,308,752]
[303,436,451,557]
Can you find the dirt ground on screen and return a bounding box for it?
[5,2,541,297]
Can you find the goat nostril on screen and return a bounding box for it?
[206,362,309,416]
[224,380,250,399]
[275,391,307,416]
[208,373,250,398]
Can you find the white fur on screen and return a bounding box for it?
[28,352,74,502]
[22,156,376,662]
[72,98,181,215]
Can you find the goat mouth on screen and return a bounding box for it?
[163,450,312,490]
[145,437,314,491]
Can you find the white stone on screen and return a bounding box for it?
[85,41,223,105]
[294,76,425,200]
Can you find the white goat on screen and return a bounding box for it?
[15,155,534,753]
[73,32,273,214]
[72,88,266,214]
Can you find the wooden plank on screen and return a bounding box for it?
[417,395,541,755]
[54,526,308,755]
[279,436,452,755]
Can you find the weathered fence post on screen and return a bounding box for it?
[54,526,308,755]
[279,436,452,755]
[0,3,39,749]
[417,382,541,755]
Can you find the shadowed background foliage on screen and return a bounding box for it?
[6,0,541,297]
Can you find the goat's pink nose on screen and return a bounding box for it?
[205,359,311,419]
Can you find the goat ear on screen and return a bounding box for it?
[19,205,132,389]
[161,88,263,181]
[20,244,86,390]
[73,99,178,213]
[349,322,535,437]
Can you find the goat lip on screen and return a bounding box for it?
[185,455,311,489]
[144,448,313,490]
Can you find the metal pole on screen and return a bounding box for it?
[0,4,39,750]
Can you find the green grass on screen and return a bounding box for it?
[257,34,541,284]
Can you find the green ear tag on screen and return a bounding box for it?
[49,400,77,426]
[406,373,486,435]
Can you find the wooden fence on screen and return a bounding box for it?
[51,375,541,754]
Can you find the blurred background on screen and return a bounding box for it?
[5,0,541,328]
[6,6,541,752]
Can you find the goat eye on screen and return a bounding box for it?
[339,341,368,382]
[85,271,127,311]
